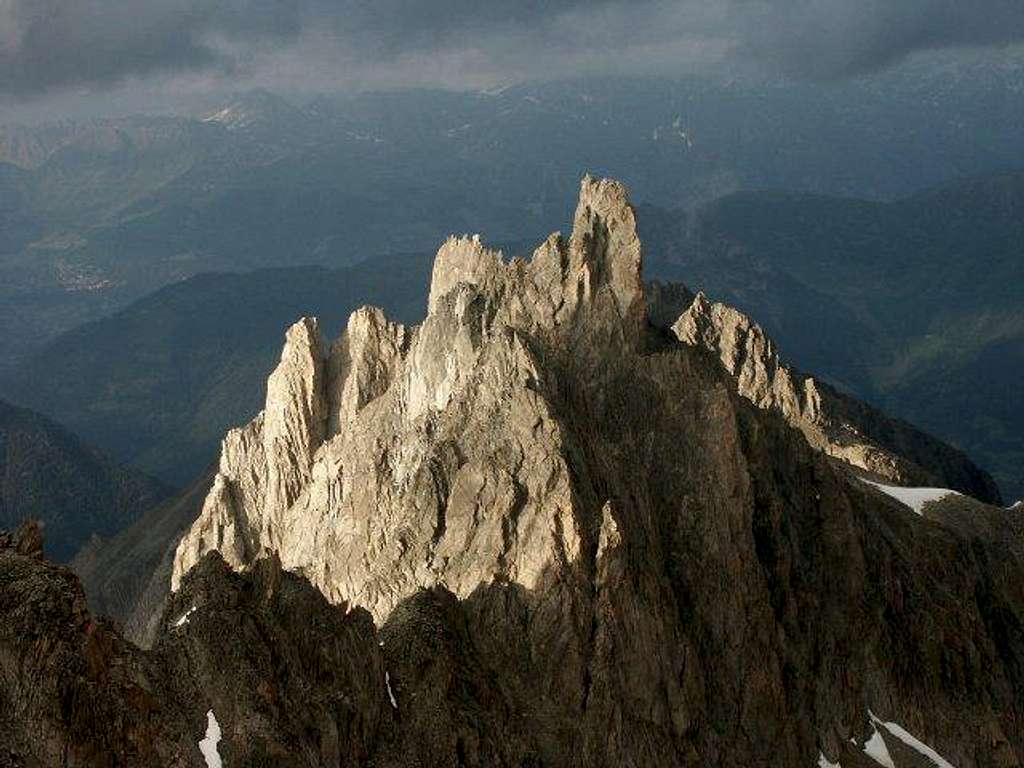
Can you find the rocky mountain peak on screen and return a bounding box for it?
[171,175,651,607]
[6,175,1023,767]
[328,306,410,435]
[172,173,1001,605]
[570,174,645,327]
[426,234,504,315]
[427,176,646,345]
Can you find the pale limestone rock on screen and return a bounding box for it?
[569,175,645,334]
[328,306,410,435]
[263,317,326,534]
[172,317,326,590]
[172,177,636,620]
[171,474,247,591]
[673,293,807,420]
[427,235,505,316]
[597,501,621,561]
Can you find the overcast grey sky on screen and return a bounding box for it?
[2,0,1024,118]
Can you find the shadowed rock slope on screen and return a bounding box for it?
[71,468,216,647]
[673,292,1002,503]
[2,178,1022,767]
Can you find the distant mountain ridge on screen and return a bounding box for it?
[3,69,1024,382]
[0,398,169,561]
[10,256,435,485]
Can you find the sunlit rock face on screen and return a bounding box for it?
[174,174,996,619]
[163,176,1021,766]
[173,176,644,619]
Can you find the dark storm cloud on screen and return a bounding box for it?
[0,0,306,95]
[750,0,1024,79]
[0,0,1023,97]
[0,0,617,95]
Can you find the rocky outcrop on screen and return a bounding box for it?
[174,175,1000,614]
[172,175,648,616]
[673,292,1002,501]
[1,524,199,766]
[153,176,1024,766]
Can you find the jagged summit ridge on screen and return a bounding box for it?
[172,175,647,608]
[674,291,1002,501]
[426,174,645,340]
[173,174,1000,612]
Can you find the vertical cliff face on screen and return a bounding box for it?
[155,176,1024,767]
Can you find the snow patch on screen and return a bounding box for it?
[385,671,397,716]
[172,606,196,628]
[870,711,956,768]
[385,671,398,709]
[861,479,959,514]
[863,722,896,768]
[204,106,257,131]
[818,751,841,768]
[198,710,223,768]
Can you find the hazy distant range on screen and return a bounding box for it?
[1,70,1022,497]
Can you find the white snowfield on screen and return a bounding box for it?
[385,670,398,709]
[199,709,223,768]
[172,606,196,628]
[821,710,958,768]
[863,722,896,768]
[861,479,960,515]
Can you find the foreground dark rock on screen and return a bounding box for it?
[3,486,1023,767]
[1,533,393,766]
[3,177,1022,766]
